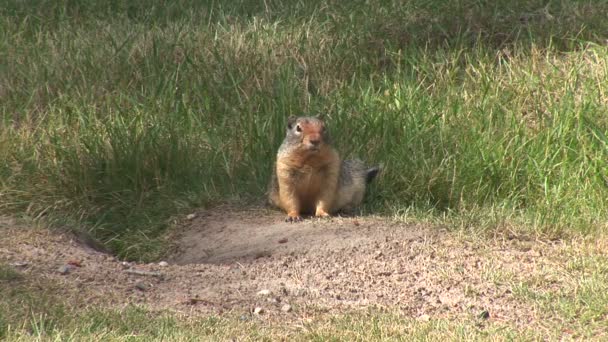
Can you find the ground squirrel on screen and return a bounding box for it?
[268,116,379,222]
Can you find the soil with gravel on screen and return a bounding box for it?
[0,207,568,325]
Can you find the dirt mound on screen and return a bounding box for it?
[0,208,549,325]
[169,206,425,265]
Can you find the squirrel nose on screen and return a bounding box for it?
[309,138,321,146]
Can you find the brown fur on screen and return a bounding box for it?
[269,117,340,221]
[268,116,378,222]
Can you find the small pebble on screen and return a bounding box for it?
[281,304,292,313]
[257,289,271,296]
[135,282,148,291]
[417,314,431,322]
[57,265,74,275]
[278,238,288,244]
[9,261,28,267]
[253,307,264,315]
[186,213,197,220]
[158,261,169,267]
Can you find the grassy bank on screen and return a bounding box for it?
[2,0,608,260]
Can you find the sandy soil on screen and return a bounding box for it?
[0,207,573,325]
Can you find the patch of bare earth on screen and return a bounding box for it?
[0,208,594,327]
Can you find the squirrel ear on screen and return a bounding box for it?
[287,116,297,129]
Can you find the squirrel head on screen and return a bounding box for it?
[285,115,330,152]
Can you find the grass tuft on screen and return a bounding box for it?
[0,264,22,282]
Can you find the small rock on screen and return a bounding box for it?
[9,261,28,267]
[158,261,169,267]
[417,314,431,322]
[135,282,148,291]
[281,304,292,313]
[186,213,197,220]
[253,307,264,315]
[278,238,288,244]
[257,289,272,296]
[120,261,131,269]
[57,265,74,275]
[239,315,249,321]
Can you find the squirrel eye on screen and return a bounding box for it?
[296,125,302,132]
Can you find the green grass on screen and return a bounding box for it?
[510,246,608,339]
[1,306,535,341]
[0,264,22,282]
[2,0,608,260]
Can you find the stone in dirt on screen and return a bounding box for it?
[417,314,431,322]
[9,261,28,267]
[57,264,75,275]
[135,282,149,291]
[253,307,264,315]
[281,304,292,313]
[257,289,272,296]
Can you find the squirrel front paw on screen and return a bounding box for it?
[285,213,303,223]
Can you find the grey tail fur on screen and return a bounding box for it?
[365,166,380,184]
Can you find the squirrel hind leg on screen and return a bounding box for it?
[365,166,380,184]
[267,168,281,207]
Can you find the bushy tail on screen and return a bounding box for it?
[365,166,380,184]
